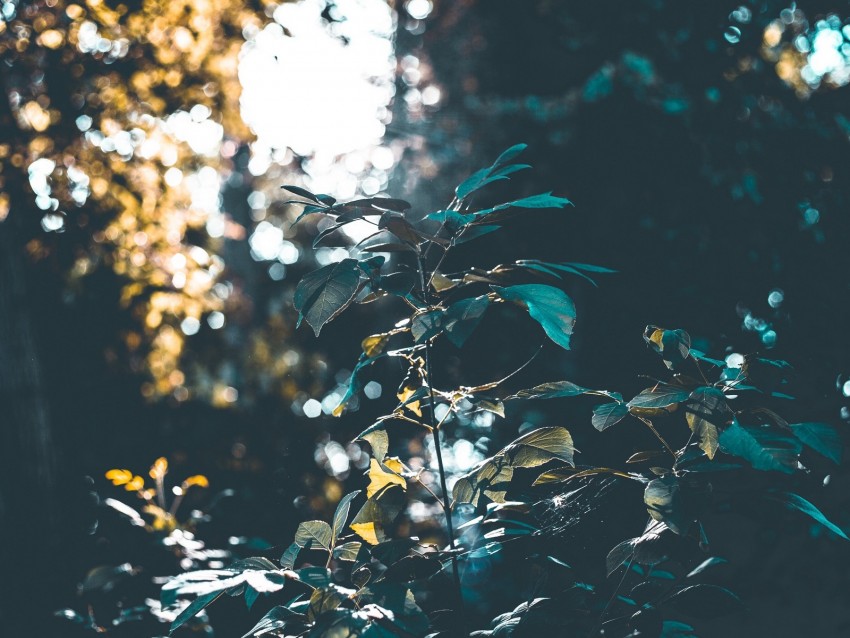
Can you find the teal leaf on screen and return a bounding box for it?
[769,491,849,540]
[426,210,475,228]
[294,259,362,336]
[789,422,842,464]
[491,143,528,168]
[493,284,576,350]
[627,386,691,410]
[505,381,588,401]
[592,402,629,431]
[280,542,301,569]
[455,167,492,200]
[331,491,361,546]
[718,422,801,474]
[411,309,444,343]
[474,192,573,220]
[455,224,501,244]
[454,144,530,200]
[334,352,386,416]
[442,296,490,347]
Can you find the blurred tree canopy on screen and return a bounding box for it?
[2,0,850,636]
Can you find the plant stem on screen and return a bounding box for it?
[415,254,466,623]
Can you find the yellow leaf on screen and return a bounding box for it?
[105,469,133,485]
[397,387,422,417]
[361,333,389,357]
[183,475,209,489]
[143,504,176,531]
[350,521,383,545]
[366,458,406,498]
[149,456,168,480]
[430,272,457,292]
[125,475,145,491]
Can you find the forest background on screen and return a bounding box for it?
[2,0,850,636]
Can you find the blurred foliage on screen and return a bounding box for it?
[0,0,268,400]
[4,1,850,636]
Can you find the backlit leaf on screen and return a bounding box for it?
[294,259,362,336]
[684,387,733,459]
[592,402,629,431]
[294,521,333,552]
[505,380,588,401]
[644,475,693,535]
[366,458,407,498]
[443,295,490,347]
[331,491,361,546]
[505,426,576,468]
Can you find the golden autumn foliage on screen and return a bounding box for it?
[0,0,273,400]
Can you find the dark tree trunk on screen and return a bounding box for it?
[0,212,57,626]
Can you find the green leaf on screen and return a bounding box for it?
[307,585,347,623]
[333,541,363,562]
[769,491,849,540]
[170,591,223,634]
[789,422,842,464]
[280,542,301,569]
[504,426,575,468]
[592,402,629,431]
[357,425,388,462]
[350,485,405,545]
[628,386,690,410]
[684,387,733,459]
[294,521,333,552]
[493,284,576,350]
[294,259,362,336]
[443,296,490,347]
[411,309,444,343]
[331,491,361,547]
[718,422,801,474]
[644,475,693,535]
[505,380,588,401]
[294,567,332,588]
